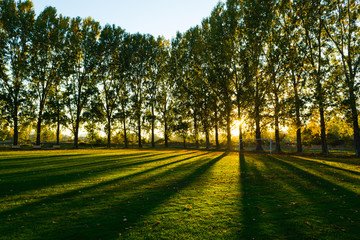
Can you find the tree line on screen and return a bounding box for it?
[0,0,359,154]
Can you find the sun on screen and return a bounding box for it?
[231,120,241,137]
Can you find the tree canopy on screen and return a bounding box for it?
[0,0,359,155]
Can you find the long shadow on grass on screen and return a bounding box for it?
[298,155,360,167]
[0,152,154,197]
[290,156,360,179]
[0,151,171,182]
[0,151,210,216]
[266,155,360,199]
[0,152,161,172]
[246,155,360,239]
[65,152,227,240]
[0,150,179,172]
[0,153,92,163]
[239,154,309,239]
[1,152,226,240]
[0,152,195,198]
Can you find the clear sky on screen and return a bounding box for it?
[31,0,224,40]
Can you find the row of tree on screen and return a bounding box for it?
[0,0,359,154]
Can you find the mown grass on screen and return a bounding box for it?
[1,150,360,239]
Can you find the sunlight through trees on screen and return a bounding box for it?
[0,0,359,154]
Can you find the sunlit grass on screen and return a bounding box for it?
[1,150,360,239]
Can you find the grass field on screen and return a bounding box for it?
[1,149,360,239]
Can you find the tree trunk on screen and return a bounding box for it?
[107,116,111,148]
[237,105,244,150]
[193,113,199,149]
[183,137,186,148]
[293,72,302,153]
[74,118,80,149]
[35,101,45,146]
[226,110,232,151]
[74,103,81,149]
[151,104,155,148]
[206,130,210,150]
[74,83,83,149]
[274,99,281,153]
[214,107,219,149]
[165,121,168,148]
[123,119,128,148]
[13,108,19,146]
[35,114,42,146]
[319,104,327,154]
[349,83,360,156]
[254,103,263,152]
[255,120,263,152]
[239,125,244,150]
[164,103,168,148]
[138,116,142,148]
[296,128,302,152]
[56,92,61,146]
[275,118,281,153]
[316,25,327,155]
[56,114,60,145]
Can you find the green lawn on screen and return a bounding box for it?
[1,149,360,239]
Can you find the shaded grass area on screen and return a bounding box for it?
[1,150,360,239]
[240,154,360,240]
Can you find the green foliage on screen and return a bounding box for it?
[0,0,35,145]
[0,0,359,150]
[0,122,10,141]
[64,17,101,147]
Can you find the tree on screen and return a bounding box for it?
[44,86,68,145]
[115,32,131,148]
[98,24,125,148]
[261,2,290,153]
[127,33,153,148]
[324,0,360,156]
[182,26,205,149]
[264,22,286,152]
[201,18,218,150]
[170,32,191,148]
[153,37,172,148]
[279,0,308,153]
[83,90,104,147]
[226,0,249,151]
[31,6,67,146]
[44,14,70,146]
[296,0,331,154]
[0,0,35,146]
[65,17,100,149]
[207,3,234,151]
[243,0,274,152]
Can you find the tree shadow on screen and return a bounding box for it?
[0,151,167,172]
[291,155,360,178]
[0,152,153,178]
[1,152,225,239]
[0,151,206,210]
[0,152,198,198]
[239,154,360,239]
[0,153,92,163]
[239,154,310,239]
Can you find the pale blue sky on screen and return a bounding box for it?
[31,0,224,39]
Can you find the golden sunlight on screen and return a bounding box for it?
[231,120,241,137]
